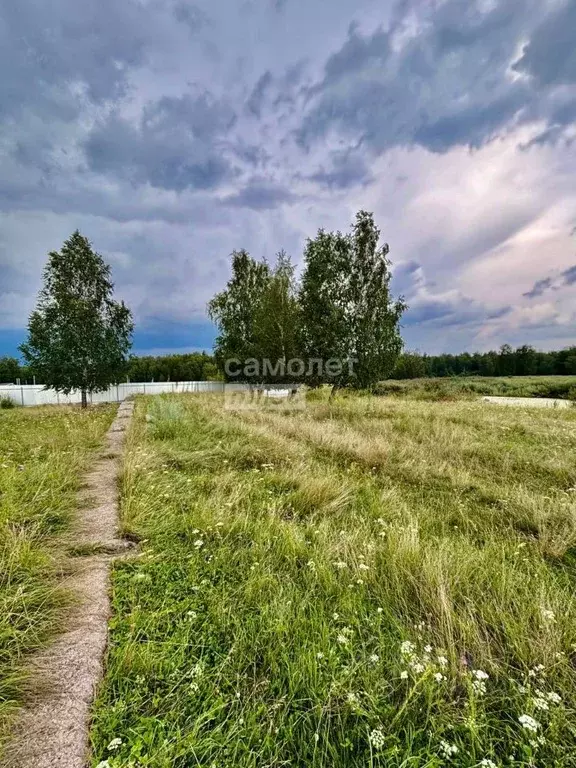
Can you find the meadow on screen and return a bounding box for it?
[376,376,576,401]
[91,391,576,767]
[0,404,115,750]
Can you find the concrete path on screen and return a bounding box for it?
[1,400,135,768]
[483,396,573,409]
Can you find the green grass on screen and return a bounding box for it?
[376,376,576,401]
[0,403,115,749]
[91,393,576,767]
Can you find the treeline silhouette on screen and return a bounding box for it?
[2,345,576,385]
[0,352,220,385]
[392,344,576,379]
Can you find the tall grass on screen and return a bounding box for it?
[375,375,576,401]
[0,404,114,751]
[91,394,576,767]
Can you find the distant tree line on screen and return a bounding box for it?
[0,352,220,385]
[126,352,220,382]
[392,344,576,379]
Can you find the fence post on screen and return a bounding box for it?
[21,385,24,407]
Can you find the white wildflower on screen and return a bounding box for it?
[434,672,445,682]
[519,714,540,732]
[424,644,433,654]
[369,728,386,750]
[541,608,556,624]
[333,561,347,569]
[547,691,561,704]
[532,696,549,711]
[440,740,459,758]
[400,640,415,656]
[400,670,409,680]
[96,762,111,768]
[193,539,204,548]
[410,661,425,674]
[437,655,448,667]
[377,607,384,614]
[479,760,497,767]
[337,633,349,645]
[369,653,379,663]
[107,737,122,751]
[473,669,489,680]
[472,680,487,695]
[316,652,324,659]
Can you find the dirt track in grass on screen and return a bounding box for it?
[1,400,135,768]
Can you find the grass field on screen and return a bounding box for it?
[90,392,576,767]
[0,404,114,749]
[376,376,576,401]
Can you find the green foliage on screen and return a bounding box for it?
[252,251,301,384]
[127,352,219,382]
[0,358,20,384]
[393,344,576,379]
[208,249,302,384]
[299,211,405,390]
[208,249,271,381]
[0,397,16,409]
[20,231,133,404]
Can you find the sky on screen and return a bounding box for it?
[0,0,575,358]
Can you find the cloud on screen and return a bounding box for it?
[523,263,576,298]
[307,147,374,189]
[222,181,298,209]
[523,276,553,298]
[246,72,274,117]
[562,264,576,286]
[512,0,576,86]
[84,93,237,192]
[1,0,576,357]
[297,0,573,156]
[173,3,210,34]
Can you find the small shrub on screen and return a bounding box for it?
[0,396,16,409]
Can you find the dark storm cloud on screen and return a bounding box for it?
[307,147,374,189]
[0,0,149,120]
[1,0,575,354]
[297,0,567,155]
[523,263,576,298]
[523,277,553,298]
[173,2,210,34]
[512,0,576,86]
[246,71,274,117]
[222,182,298,209]
[85,93,237,192]
[561,264,576,286]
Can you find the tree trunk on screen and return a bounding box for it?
[329,383,340,402]
[81,389,88,409]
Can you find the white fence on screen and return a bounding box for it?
[0,381,226,407]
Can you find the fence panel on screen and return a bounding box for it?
[0,381,226,407]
